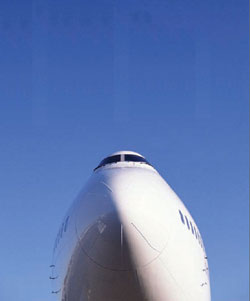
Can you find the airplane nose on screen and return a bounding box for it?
[74,177,169,271]
[76,211,135,271]
[65,208,148,301]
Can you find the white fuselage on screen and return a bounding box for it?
[50,157,211,301]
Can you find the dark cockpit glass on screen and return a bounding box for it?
[124,154,149,164]
[94,154,151,171]
[95,155,121,170]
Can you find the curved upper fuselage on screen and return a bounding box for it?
[50,151,211,301]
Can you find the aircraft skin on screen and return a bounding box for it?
[50,151,211,301]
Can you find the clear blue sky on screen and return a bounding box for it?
[0,0,248,300]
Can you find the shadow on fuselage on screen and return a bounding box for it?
[62,211,147,301]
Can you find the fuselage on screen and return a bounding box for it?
[50,151,211,301]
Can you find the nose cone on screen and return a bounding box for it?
[77,211,135,271]
[65,209,148,300]
[75,167,169,271]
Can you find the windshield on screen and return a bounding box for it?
[94,154,151,171]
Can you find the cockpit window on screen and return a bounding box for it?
[94,154,151,171]
[124,154,150,164]
[95,155,121,170]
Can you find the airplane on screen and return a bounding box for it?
[50,150,211,301]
